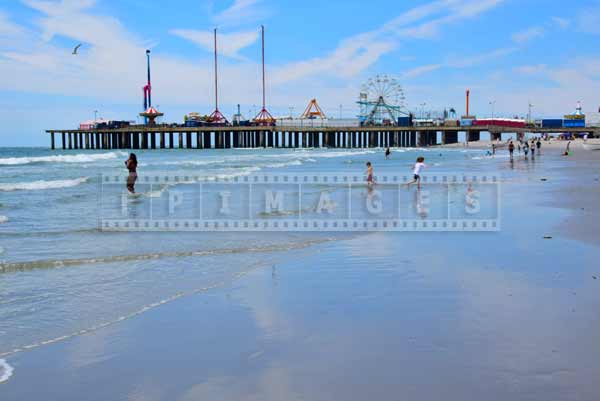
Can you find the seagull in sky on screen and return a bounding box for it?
[72,43,82,55]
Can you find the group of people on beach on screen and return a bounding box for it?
[507,137,542,160]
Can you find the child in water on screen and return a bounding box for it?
[407,156,426,189]
[366,162,374,187]
[125,153,138,193]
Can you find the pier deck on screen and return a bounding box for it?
[45,125,599,150]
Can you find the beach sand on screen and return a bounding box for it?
[2,144,600,401]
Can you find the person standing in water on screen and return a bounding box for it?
[125,153,138,193]
[407,156,426,189]
[536,138,541,154]
[530,139,536,158]
[508,140,515,159]
[366,162,375,187]
[385,147,391,159]
[523,141,529,157]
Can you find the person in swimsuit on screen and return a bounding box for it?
[125,153,138,193]
[366,162,374,187]
[407,156,426,189]
[385,147,391,159]
[508,141,514,159]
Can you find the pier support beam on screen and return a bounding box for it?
[160,132,165,149]
[442,132,458,144]
[50,132,55,150]
[178,132,184,149]
[468,130,480,142]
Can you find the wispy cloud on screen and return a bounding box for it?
[401,64,442,79]
[447,47,517,68]
[273,0,506,83]
[513,64,547,75]
[213,0,267,26]
[550,16,570,29]
[170,29,259,59]
[512,26,544,44]
[0,11,24,37]
[577,6,600,34]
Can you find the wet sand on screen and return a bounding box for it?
[2,145,600,401]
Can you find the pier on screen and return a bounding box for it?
[46,125,599,150]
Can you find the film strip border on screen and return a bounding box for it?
[100,219,500,232]
[102,173,500,185]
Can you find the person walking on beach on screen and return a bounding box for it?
[523,141,529,157]
[508,140,515,159]
[385,147,391,159]
[366,162,375,187]
[530,139,536,158]
[492,143,496,155]
[125,153,138,193]
[407,156,426,189]
[536,138,541,154]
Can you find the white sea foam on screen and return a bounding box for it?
[0,359,13,383]
[0,216,7,224]
[0,152,126,166]
[0,177,89,192]
[263,160,303,168]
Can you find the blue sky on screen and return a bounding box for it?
[0,0,599,146]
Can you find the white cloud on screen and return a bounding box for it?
[577,6,600,34]
[213,0,267,26]
[447,47,517,68]
[0,11,24,37]
[550,16,570,29]
[511,26,545,44]
[513,64,547,75]
[170,29,259,58]
[401,64,442,79]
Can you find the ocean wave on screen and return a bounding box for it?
[0,177,89,192]
[0,359,13,383]
[263,160,303,168]
[0,237,338,274]
[0,151,126,166]
[0,216,7,224]
[0,236,349,359]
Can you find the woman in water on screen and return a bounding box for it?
[125,153,138,193]
[366,162,375,187]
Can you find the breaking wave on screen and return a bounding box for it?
[0,152,126,166]
[0,177,90,192]
[0,359,13,383]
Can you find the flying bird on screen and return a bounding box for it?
[72,43,82,55]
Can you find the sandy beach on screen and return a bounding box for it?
[1,143,599,401]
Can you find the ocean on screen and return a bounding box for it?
[0,146,490,361]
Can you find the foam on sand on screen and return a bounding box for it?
[0,177,89,192]
[0,152,126,166]
[0,359,13,383]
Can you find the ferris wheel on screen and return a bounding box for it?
[358,75,407,125]
[360,74,405,108]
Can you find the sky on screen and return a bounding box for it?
[0,0,599,146]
